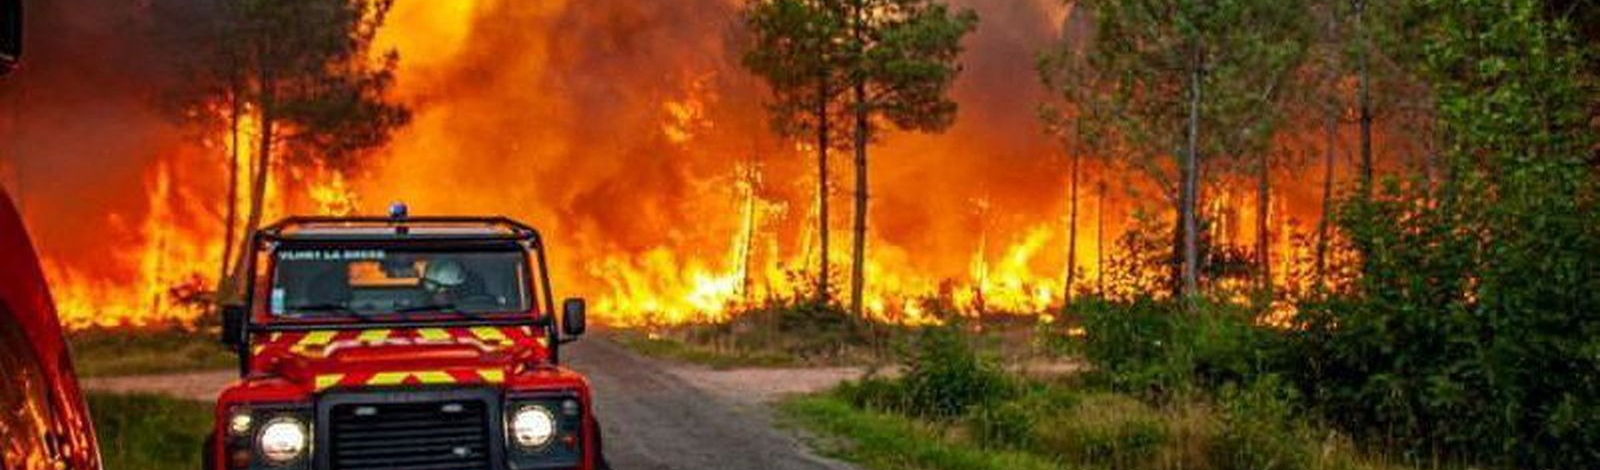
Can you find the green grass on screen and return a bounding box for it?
[779,393,1069,470]
[608,330,801,369]
[69,328,235,377]
[87,392,211,470]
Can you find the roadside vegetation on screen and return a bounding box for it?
[783,314,1417,470]
[87,392,211,470]
[773,0,1600,469]
[68,327,232,377]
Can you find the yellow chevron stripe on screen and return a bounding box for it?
[412,371,455,384]
[315,374,345,391]
[470,327,508,345]
[479,369,505,383]
[294,331,338,353]
[356,329,392,344]
[417,328,451,341]
[367,372,412,386]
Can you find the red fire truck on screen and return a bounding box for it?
[207,207,605,470]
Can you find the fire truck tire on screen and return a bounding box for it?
[595,425,604,466]
[201,434,216,470]
[595,421,611,470]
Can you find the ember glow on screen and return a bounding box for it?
[1,0,1379,329]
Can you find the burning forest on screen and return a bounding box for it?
[0,0,1406,329]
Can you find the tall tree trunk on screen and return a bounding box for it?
[1064,139,1081,305]
[1356,0,1374,200]
[816,80,831,305]
[739,161,756,301]
[1181,45,1203,302]
[1096,180,1106,295]
[1314,108,1336,285]
[849,79,868,318]
[1256,149,1272,299]
[240,82,275,277]
[848,0,868,318]
[219,84,241,295]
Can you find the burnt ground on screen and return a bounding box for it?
[82,338,860,470]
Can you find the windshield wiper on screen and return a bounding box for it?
[289,303,373,322]
[394,302,497,322]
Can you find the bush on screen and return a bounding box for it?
[838,323,1017,420]
[966,397,1040,449]
[1073,297,1283,398]
[898,323,1019,419]
[965,386,1079,450]
[837,374,908,411]
[1209,377,1311,470]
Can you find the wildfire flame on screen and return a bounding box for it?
[2,0,1384,329]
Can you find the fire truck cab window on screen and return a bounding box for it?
[271,248,531,317]
[0,303,60,470]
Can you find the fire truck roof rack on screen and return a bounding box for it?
[260,215,543,244]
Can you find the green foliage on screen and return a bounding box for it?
[965,394,1045,449]
[1287,1,1600,468]
[88,393,212,470]
[838,323,1017,419]
[780,394,1064,470]
[896,323,1019,419]
[1209,377,1312,470]
[1033,392,1168,470]
[742,0,978,138]
[1041,0,1311,295]
[225,0,411,165]
[1073,297,1281,397]
[741,0,853,145]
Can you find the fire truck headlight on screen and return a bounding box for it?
[258,417,309,463]
[510,405,557,449]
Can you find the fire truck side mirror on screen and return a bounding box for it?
[220,304,247,347]
[561,298,587,338]
[0,0,19,77]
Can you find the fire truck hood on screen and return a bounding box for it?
[247,326,549,392]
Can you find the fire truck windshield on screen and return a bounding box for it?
[269,247,533,318]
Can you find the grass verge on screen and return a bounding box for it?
[779,393,1065,470]
[69,328,234,377]
[779,321,1418,470]
[87,392,211,470]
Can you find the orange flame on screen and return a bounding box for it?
[22,0,1370,329]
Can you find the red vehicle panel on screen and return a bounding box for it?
[0,189,102,470]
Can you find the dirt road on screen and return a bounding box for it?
[83,338,860,470]
[565,339,856,470]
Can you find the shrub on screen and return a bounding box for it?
[1074,297,1283,398]
[966,397,1039,449]
[898,323,1019,419]
[965,386,1078,450]
[1209,377,1311,470]
[837,374,908,412]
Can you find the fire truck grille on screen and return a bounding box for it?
[328,399,493,470]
